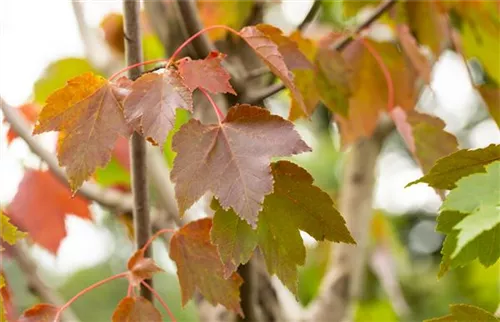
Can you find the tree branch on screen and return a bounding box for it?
[123,0,152,301]
[0,98,133,212]
[306,118,395,322]
[297,0,321,31]
[12,243,80,322]
[244,0,398,103]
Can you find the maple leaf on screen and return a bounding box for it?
[405,1,449,57]
[391,108,458,174]
[124,68,193,146]
[240,25,308,115]
[0,211,26,246]
[396,24,432,84]
[287,31,320,121]
[407,144,500,189]
[170,104,311,226]
[18,304,58,322]
[33,72,131,191]
[425,304,498,322]
[0,273,14,322]
[197,1,253,40]
[112,297,162,322]
[178,52,236,95]
[100,13,125,54]
[478,85,500,128]
[127,248,163,287]
[3,103,40,145]
[440,162,500,259]
[7,170,91,254]
[211,161,354,293]
[333,38,416,144]
[170,218,243,315]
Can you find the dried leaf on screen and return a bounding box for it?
[18,304,58,322]
[124,68,193,146]
[34,72,131,191]
[127,248,163,287]
[240,25,308,115]
[112,297,162,322]
[211,161,354,293]
[171,104,310,227]
[170,218,243,315]
[7,170,91,253]
[178,52,236,95]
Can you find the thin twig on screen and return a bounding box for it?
[12,243,80,322]
[0,98,133,212]
[123,0,153,301]
[297,0,321,31]
[244,0,398,103]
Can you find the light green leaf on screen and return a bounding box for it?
[33,58,95,104]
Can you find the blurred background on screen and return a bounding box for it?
[1,1,499,321]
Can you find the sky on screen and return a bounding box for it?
[0,0,499,275]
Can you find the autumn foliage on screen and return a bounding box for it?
[2,0,500,321]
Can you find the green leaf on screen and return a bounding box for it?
[437,161,500,276]
[425,303,499,322]
[33,58,95,104]
[95,158,130,188]
[407,144,500,189]
[211,161,354,294]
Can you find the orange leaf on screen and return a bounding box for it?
[127,248,163,287]
[34,72,132,192]
[18,304,58,322]
[124,68,193,146]
[170,218,243,316]
[178,51,236,95]
[100,13,125,54]
[397,24,432,83]
[7,170,91,254]
[3,103,40,145]
[112,297,162,322]
[170,104,310,226]
[240,25,308,116]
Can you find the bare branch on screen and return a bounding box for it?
[0,98,133,212]
[297,0,321,31]
[244,0,398,103]
[123,0,152,301]
[12,243,80,322]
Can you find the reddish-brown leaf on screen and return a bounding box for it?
[127,248,163,287]
[33,72,131,192]
[391,108,458,174]
[7,170,91,254]
[397,24,432,84]
[178,51,236,95]
[18,304,58,322]
[124,68,193,146]
[478,85,500,128]
[170,218,243,315]
[112,297,162,322]
[252,24,313,70]
[100,13,125,54]
[333,39,417,144]
[0,272,15,322]
[3,103,40,145]
[170,104,310,227]
[240,25,308,115]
